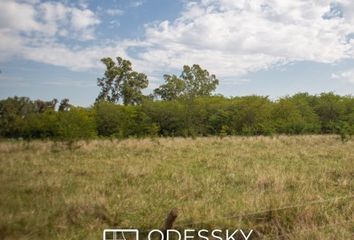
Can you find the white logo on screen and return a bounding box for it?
[103,229,139,240]
[103,229,254,240]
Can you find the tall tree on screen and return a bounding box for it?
[96,56,148,105]
[181,64,219,98]
[153,74,185,101]
[58,98,71,112]
[154,64,219,100]
[34,98,57,113]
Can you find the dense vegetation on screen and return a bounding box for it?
[0,56,353,140]
[0,92,353,140]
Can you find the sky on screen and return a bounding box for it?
[0,0,354,106]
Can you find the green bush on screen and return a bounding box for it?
[56,107,96,140]
[1,93,353,140]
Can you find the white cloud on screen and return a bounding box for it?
[0,0,102,66]
[0,0,100,41]
[106,8,124,16]
[21,40,139,71]
[331,69,354,83]
[71,8,100,30]
[1,0,354,81]
[70,8,100,40]
[131,1,144,8]
[134,0,354,78]
[109,20,121,29]
[0,0,41,32]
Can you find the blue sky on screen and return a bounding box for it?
[0,0,354,106]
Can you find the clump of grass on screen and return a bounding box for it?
[0,135,353,239]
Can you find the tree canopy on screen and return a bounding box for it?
[154,64,219,100]
[96,57,148,105]
[1,57,352,140]
[1,93,353,140]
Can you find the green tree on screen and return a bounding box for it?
[272,98,306,134]
[153,74,185,100]
[96,57,148,105]
[34,98,57,113]
[181,64,219,98]
[95,101,154,138]
[0,97,40,137]
[313,92,345,133]
[229,96,274,135]
[121,71,149,105]
[58,98,71,112]
[154,65,219,136]
[154,64,219,100]
[94,101,122,137]
[56,107,96,140]
[142,100,186,136]
[23,110,58,139]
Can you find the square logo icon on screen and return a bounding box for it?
[103,229,139,240]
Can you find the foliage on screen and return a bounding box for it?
[96,57,148,105]
[153,74,185,100]
[313,92,346,133]
[154,64,219,100]
[56,107,97,140]
[181,64,219,98]
[0,93,353,140]
[58,98,71,112]
[94,101,153,138]
[0,97,57,138]
[142,100,186,136]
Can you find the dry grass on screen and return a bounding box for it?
[0,135,353,239]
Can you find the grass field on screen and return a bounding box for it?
[0,135,353,239]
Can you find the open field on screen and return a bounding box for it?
[0,135,353,239]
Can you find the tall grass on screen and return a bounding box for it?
[0,135,353,239]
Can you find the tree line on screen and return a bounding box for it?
[0,56,353,140]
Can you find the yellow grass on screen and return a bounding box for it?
[0,135,353,239]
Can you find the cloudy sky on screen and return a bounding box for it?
[0,0,354,106]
